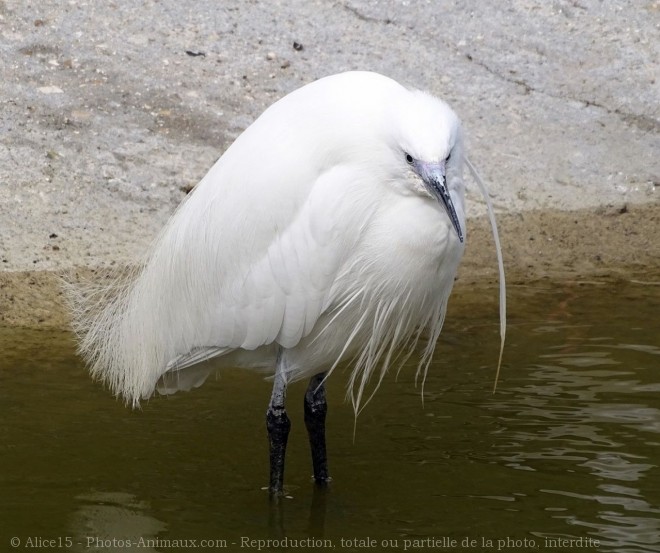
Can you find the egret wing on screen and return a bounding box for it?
[152,163,373,382]
[74,73,387,404]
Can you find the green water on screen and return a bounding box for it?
[1,280,659,552]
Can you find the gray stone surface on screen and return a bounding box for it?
[0,0,658,326]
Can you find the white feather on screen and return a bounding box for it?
[68,71,471,412]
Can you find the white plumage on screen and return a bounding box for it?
[71,71,469,414]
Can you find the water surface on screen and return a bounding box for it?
[1,280,659,552]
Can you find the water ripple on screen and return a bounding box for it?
[484,308,660,553]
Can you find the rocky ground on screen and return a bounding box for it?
[1,0,658,328]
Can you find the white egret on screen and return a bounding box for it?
[69,71,505,496]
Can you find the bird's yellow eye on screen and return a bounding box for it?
[405,153,414,164]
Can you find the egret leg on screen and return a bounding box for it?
[304,372,330,485]
[266,356,290,496]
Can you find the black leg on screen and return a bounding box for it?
[267,360,290,497]
[304,372,330,485]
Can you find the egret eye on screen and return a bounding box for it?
[405,153,414,165]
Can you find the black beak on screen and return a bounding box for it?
[425,168,464,243]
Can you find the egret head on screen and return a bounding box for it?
[393,89,465,243]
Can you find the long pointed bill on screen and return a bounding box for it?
[420,162,464,243]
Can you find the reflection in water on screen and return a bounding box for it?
[488,314,660,553]
[268,485,328,540]
[69,492,166,553]
[308,484,329,536]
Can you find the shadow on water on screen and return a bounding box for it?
[1,279,659,552]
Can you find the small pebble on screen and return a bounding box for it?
[38,86,63,94]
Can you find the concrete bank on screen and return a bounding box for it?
[1,0,658,329]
